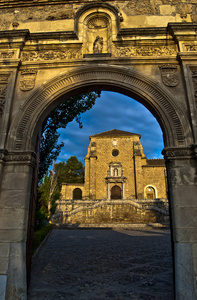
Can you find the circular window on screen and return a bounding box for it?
[112,149,119,157]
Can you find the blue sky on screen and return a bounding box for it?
[57,91,164,165]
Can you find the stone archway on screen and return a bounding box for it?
[0,1,196,298]
[0,63,196,300]
[1,64,196,300]
[6,65,191,152]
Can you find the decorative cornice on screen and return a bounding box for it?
[167,22,197,42]
[5,151,36,167]
[118,27,168,37]
[162,146,196,160]
[28,31,78,41]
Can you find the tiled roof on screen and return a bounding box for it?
[90,129,141,138]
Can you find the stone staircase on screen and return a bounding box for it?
[52,199,169,224]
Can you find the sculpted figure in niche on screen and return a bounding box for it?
[93,36,103,53]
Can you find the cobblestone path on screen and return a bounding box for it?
[28,228,174,300]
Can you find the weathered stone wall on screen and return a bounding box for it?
[142,166,167,198]
[0,0,196,32]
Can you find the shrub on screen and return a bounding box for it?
[33,223,53,253]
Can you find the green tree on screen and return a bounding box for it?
[39,91,99,182]
[55,156,84,185]
[38,156,84,219]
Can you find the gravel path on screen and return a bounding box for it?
[28,228,174,300]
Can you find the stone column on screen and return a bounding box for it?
[107,182,110,200]
[164,146,197,300]
[0,151,36,300]
[122,182,125,199]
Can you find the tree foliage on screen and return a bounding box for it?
[38,156,84,219]
[39,92,99,181]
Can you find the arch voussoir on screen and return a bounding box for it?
[7,65,192,152]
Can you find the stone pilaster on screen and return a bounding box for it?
[0,151,36,300]
[163,146,197,300]
[89,155,97,200]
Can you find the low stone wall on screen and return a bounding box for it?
[53,199,169,225]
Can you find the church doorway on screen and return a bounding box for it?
[73,188,82,200]
[111,185,122,200]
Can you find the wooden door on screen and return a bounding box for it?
[111,185,122,199]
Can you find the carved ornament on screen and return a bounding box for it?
[88,17,108,29]
[185,45,197,51]
[113,45,177,57]
[21,49,82,62]
[0,51,14,59]
[159,65,179,87]
[6,151,36,167]
[191,69,197,107]
[162,147,193,160]
[0,73,11,115]
[20,69,37,92]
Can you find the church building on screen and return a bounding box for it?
[60,129,167,201]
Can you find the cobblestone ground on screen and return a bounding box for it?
[28,228,174,300]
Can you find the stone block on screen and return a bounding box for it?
[175,208,197,228]
[6,243,27,300]
[175,228,197,243]
[0,190,30,209]
[0,257,8,274]
[169,185,197,207]
[174,243,196,300]
[0,275,7,300]
[0,208,28,230]
[2,172,31,190]
[0,243,10,258]
[159,5,175,15]
[0,230,26,243]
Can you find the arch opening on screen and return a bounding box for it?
[7,65,191,153]
[73,188,82,200]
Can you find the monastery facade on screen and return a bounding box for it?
[60,129,167,201]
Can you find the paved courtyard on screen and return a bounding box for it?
[28,228,174,300]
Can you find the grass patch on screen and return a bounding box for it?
[33,223,53,254]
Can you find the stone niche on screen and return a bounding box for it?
[76,4,119,55]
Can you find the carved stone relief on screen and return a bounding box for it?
[21,49,82,62]
[84,14,110,54]
[0,73,10,115]
[159,65,179,87]
[185,45,197,52]
[6,151,36,167]
[0,51,14,59]
[87,17,108,29]
[113,45,177,57]
[191,69,197,108]
[20,69,37,92]
[93,36,103,54]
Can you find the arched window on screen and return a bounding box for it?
[111,185,122,200]
[73,188,82,200]
[145,186,156,199]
